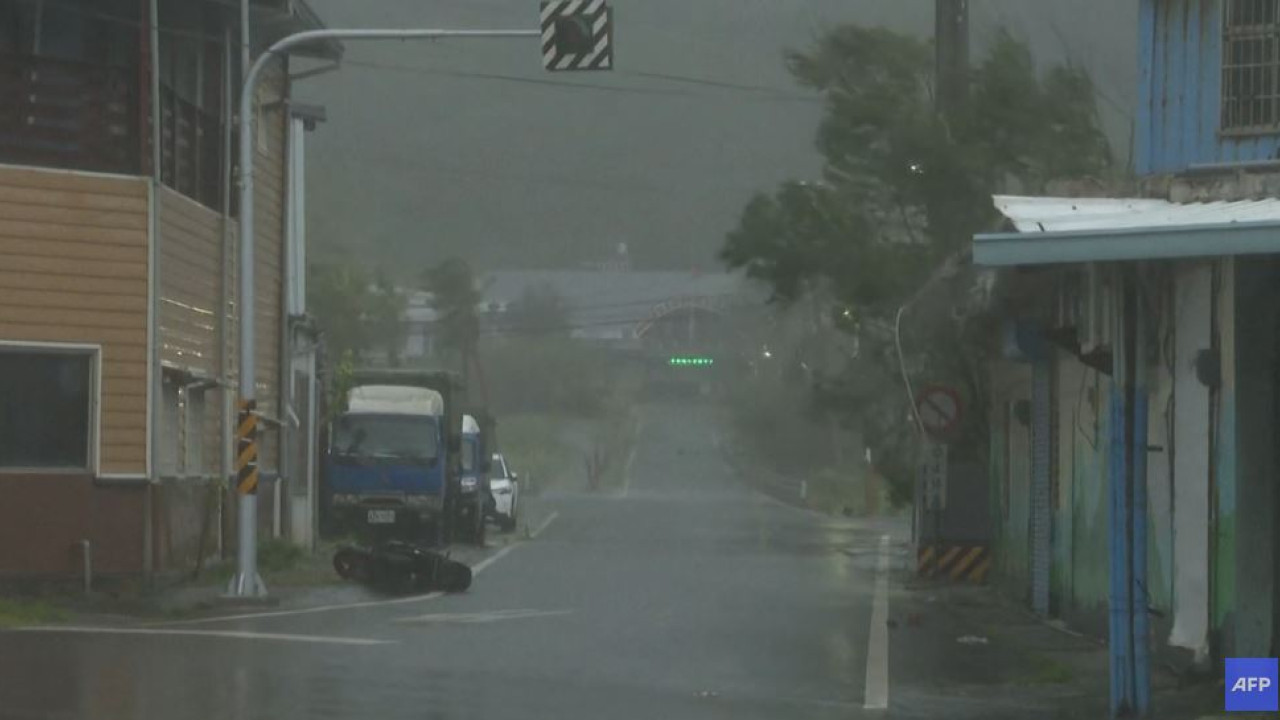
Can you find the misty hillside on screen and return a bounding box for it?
[298,0,1135,276]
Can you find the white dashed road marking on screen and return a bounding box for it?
[15,626,394,646]
[393,609,572,625]
[863,534,891,710]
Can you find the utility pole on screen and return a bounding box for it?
[226,27,540,598]
[934,0,969,118]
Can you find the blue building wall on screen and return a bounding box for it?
[1138,0,1280,174]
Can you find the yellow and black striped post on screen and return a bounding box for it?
[236,399,258,496]
[916,544,991,584]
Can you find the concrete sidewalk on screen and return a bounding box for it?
[886,575,1223,719]
[15,497,560,626]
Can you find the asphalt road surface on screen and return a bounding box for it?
[0,403,910,720]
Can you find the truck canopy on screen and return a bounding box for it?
[348,369,462,395]
[347,385,444,415]
[346,369,467,471]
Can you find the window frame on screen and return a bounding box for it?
[1221,0,1280,135]
[0,341,101,475]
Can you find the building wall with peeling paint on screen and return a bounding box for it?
[984,259,1253,660]
[989,360,1033,599]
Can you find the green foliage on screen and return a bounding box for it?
[726,26,1112,307]
[367,272,407,366]
[257,539,305,573]
[721,24,1112,503]
[969,30,1112,189]
[0,598,68,628]
[498,413,577,492]
[328,350,356,420]
[308,259,406,364]
[421,257,482,362]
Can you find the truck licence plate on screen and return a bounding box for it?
[367,509,396,524]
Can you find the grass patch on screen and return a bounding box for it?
[1017,656,1075,685]
[197,539,330,588]
[800,466,892,517]
[0,598,69,628]
[259,539,305,573]
[499,413,582,492]
[596,409,639,490]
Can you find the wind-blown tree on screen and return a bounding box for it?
[309,260,406,364]
[367,272,407,366]
[422,258,482,361]
[721,26,1112,501]
[422,258,486,400]
[308,261,370,362]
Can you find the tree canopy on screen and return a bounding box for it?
[723,27,1111,316]
[720,25,1113,497]
[421,257,483,363]
[308,260,405,364]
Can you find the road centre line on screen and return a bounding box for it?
[470,542,520,575]
[621,445,638,498]
[529,509,559,539]
[13,626,393,646]
[863,534,891,710]
[393,608,573,624]
[157,511,560,627]
[154,591,447,627]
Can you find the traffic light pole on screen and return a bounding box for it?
[227,27,539,598]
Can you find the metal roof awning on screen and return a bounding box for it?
[974,195,1280,267]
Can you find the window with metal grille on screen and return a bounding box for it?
[1223,0,1280,132]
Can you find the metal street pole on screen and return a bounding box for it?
[227,27,540,598]
[934,0,969,117]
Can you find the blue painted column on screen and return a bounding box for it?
[1105,263,1157,712]
[1109,265,1151,718]
[1132,282,1151,716]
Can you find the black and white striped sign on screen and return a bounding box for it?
[540,0,613,71]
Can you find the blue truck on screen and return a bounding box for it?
[325,370,490,546]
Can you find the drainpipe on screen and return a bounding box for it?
[1109,265,1133,717]
[218,25,234,559]
[241,0,251,81]
[1207,262,1221,659]
[1111,264,1151,718]
[145,0,162,583]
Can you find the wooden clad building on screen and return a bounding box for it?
[0,0,338,578]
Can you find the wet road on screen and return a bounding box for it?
[0,404,903,720]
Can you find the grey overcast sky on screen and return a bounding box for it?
[299,0,1135,276]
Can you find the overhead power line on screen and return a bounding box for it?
[339,58,820,104]
[478,306,734,336]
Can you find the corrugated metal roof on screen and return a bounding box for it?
[995,195,1280,233]
[975,195,1280,267]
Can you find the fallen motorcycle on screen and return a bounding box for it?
[332,541,473,594]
